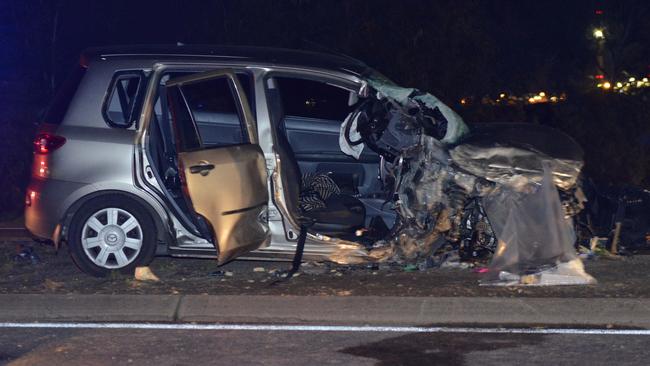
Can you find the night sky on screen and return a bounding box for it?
[5,0,647,98]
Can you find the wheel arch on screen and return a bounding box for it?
[56,187,172,250]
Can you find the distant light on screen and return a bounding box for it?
[602,81,611,89]
[643,78,649,82]
[595,9,604,15]
[593,28,605,39]
[499,93,506,98]
[595,74,605,79]
[550,96,558,102]
[528,97,535,103]
[538,91,546,97]
[460,98,467,105]
[616,82,623,88]
[629,77,636,82]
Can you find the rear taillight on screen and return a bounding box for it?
[33,133,66,154]
[25,190,36,207]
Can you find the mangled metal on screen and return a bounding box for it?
[449,123,585,191]
[367,78,470,145]
[338,78,595,285]
[480,165,595,285]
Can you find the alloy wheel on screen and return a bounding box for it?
[81,207,143,269]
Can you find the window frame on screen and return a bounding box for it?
[168,73,252,153]
[102,70,147,129]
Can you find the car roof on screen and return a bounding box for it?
[82,45,372,76]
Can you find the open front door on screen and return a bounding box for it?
[166,70,269,264]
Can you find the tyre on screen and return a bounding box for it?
[68,194,157,277]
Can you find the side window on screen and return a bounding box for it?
[275,77,353,121]
[154,72,253,121]
[103,71,144,128]
[181,77,249,147]
[168,75,249,151]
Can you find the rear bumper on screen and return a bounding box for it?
[24,178,85,241]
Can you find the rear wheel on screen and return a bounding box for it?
[68,195,157,277]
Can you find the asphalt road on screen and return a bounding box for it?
[1,325,648,365]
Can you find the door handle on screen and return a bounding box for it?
[189,163,215,175]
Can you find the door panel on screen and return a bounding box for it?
[179,145,269,263]
[166,69,269,263]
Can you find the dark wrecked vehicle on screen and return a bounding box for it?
[26,45,594,283]
[576,180,650,254]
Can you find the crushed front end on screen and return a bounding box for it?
[339,77,594,285]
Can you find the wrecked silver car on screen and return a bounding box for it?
[27,45,593,283]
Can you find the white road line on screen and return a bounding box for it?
[0,322,649,335]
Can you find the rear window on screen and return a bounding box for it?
[43,65,86,125]
[103,71,145,128]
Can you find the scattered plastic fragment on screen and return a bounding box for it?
[208,270,225,277]
[301,265,328,275]
[366,263,380,271]
[481,259,596,286]
[579,237,622,260]
[403,264,418,272]
[134,266,160,282]
[13,247,39,264]
[44,278,63,290]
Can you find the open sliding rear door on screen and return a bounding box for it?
[166,69,270,264]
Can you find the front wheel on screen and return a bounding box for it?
[68,195,157,277]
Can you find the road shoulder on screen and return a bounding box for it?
[2,294,650,328]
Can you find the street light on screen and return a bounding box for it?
[593,28,605,39]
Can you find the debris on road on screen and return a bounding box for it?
[12,246,39,265]
[208,270,226,277]
[134,267,160,282]
[2,240,650,297]
[301,262,328,275]
[44,278,64,290]
[481,259,596,286]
